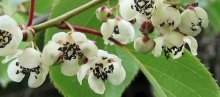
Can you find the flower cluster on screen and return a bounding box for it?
[116,0,208,59]
[0,14,126,94]
[0,0,209,95]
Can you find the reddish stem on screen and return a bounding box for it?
[58,24,124,46]
[27,0,35,26]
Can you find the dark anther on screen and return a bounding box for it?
[92,63,115,81]
[58,42,82,61]
[131,0,154,16]
[102,57,108,60]
[16,62,20,66]
[197,18,202,27]
[163,44,184,59]
[191,23,198,31]
[0,30,12,48]
[160,22,165,27]
[16,64,41,76]
[113,26,120,34]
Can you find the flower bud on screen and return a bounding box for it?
[22,27,35,42]
[178,6,208,36]
[139,21,154,35]
[96,6,112,22]
[134,36,155,53]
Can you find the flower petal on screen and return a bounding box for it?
[71,32,88,43]
[42,41,62,66]
[101,19,116,42]
[7,59,25,82]
[194,7,209,28]
[61,58,79,76]
[119,0,137,21]
[115,19,135,44]
[28,65,49,88]
[77,64,91,85]
[52,32,68,43]
[18,48,41,68]
[108,54,121,63]
[108,62,126,85]
[97,50,109,58]
[88,73,105,94]
[78,40,98,59]
[152,37,164,57]
[136,13,149,25]
[151,4,181,32]
[183,36,198,56]
[178,8,202,36]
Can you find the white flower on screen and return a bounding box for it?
[178,7,209,36]
[0,15,23,56]
[7,48,48,88]
[134,36,155,53]
[152,31,198,59]
[77,50,126,94]
[101,18,135,45]
[42,32,98,76]
[119,0,161,24]
[151,4,181,33]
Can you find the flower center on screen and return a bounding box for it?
[58,42,83,61]
[0,30,12,48]
[90,63,114,81]
[160,21,175,27]
[191,18,203,31]
[90,57,114,81]
[131,0,155,16]
[163,44,184,59]
[15,62,40,79]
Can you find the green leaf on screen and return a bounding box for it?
[120,45,220,97]
[25,0,55,14]
[45,0,139,97]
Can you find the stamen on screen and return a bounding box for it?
[91,63,114,81]
[163,44,184,59]
[0,30,12,48]
[15,62,41,79]
[131,0,154,16]
[58,42,82,61]
[113,26,120,34]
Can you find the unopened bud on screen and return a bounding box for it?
[134,36,155,53]
[96,6,112,22]
[22,27,35,41]
[139,21,154,35]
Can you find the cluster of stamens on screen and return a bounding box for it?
[15,62,40,79]
[0,30,12,48]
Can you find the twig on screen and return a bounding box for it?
[32,0,106,31]
[26,0,35,26]
[58,24,124,46]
